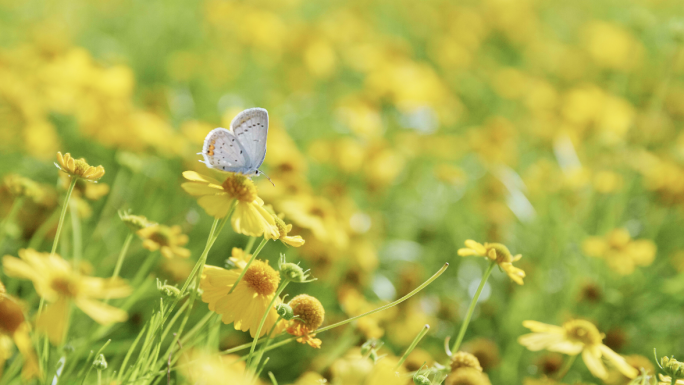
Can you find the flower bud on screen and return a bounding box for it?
[414,374,431,385]
[275,303,294,320]
[93,354,107,370]
[156,279,181,298]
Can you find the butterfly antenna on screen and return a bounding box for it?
[260,170,275,187]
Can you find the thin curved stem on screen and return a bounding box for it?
[111,233,134,280]
[222,263,450,355]
[52,178,77,255]
[0,197,24,249]
[451,260,496,353]
[555,354,577,381]
[247,280,289,369]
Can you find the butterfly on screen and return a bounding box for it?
[200,108,272,183]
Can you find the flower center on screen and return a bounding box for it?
[73,158,91,176]
[51,276,79,297]
[563,320,603,346]
[243,260,280,295]
[148,228,172,247]
[289,294,325,331]
[0,297,26,334]
[486,243,512,263]
[222,174,258,202]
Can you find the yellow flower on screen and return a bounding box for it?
[137,224,191,259]
[200,260,283,337]
[118,210,155,232]
[181,171,279,238]
[2,174,46,203]
[659,374,684,384]
[445,367,492,385]
[287,294,325,348]
[450,351,483,372]
[2,249,131,345]
[265,206,305,247]
[518,319,638,380]
[582,229,656,275]
[0,283,41,380]
[55,152,105,182]
[227,247,251,269]
[178,349,250,385]
[458,240,526,285]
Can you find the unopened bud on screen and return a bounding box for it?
[93,354,107,370]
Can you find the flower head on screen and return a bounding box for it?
[518,319,638,380]
[55,152,105,182]
[2,174,46,203]
[445,367,492,385]
[458,240,525,285]
[181,171,279,238]
[287,294,325,348]
[450,351,483,372]
[0,282,41,380]
[266,206,305,247]
[200,260,284,337]
[118,210,155,232]
[137,224,190,259]
[582,229,656,275]
[2,249,131,344]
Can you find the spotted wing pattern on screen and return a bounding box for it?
[201,128,250,173]
[230,108,269,171]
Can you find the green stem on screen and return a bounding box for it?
[555,354,577,381]
[247,280,290,369]
[251,316,284,374]
[70,198,82,265]
[229,238,269,294]
[244,236,256,254]
[0,197,24,249]
[52,178,77,255]
[222,263,450,356]
[111,233,134,281]
[451,260,496,353]
[395,324,430,370]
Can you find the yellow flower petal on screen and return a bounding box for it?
[76,298,128,325]
[181,182,224,196]
[182,171,222,185]
[582,346,607,379]
[36,298,70,345]
[599,344,638,379]
[198,194,235,218]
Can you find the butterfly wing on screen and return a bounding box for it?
[230,108,269,172]
[201,128,251,173]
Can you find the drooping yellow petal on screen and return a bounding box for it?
[36,298,70,345]
[81,277,132,299]
[582,346,607,379]
[13,324,41,380]
[2,256,36,281]
[198,194,234,218]
[522,320,565,334]
[599,344,638,379]
[75,298,128,324]
[232,201,273,237]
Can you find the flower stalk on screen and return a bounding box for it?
[452,260,496,353]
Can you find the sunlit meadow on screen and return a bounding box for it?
[1,0,684,384]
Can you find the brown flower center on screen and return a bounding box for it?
[51,276,79,297]
[563,319,603,346]
[289,294,325,331]
[222,174,258,202]
[242,260,280,295]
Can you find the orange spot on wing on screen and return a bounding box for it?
[207,140,216,156]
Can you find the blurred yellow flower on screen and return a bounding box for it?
[137,224,190,259]
[518,319,638,380]
[458,240,525,285]
[0,283,41,380]
[287,294,325,348]
[582,229,656,275]
[55,152,105,182]
[2,174,45,203]
[178,350,250,385]
[266,207,305,247]
[445,367,491,385]
[450,351,483,372]
[181,171,279,238]
[2,249,131,344]
[200,260,283,337]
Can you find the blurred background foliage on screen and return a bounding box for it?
[1,0,684,383]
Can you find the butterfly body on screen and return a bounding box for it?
[201,108,269,177]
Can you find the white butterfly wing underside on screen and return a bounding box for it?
[201,108,268,175]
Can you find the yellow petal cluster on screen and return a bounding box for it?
[2,249,131,345]
[55,152,105,182]
[518,319,638,380]
[137,224,190,259]
[181,171,279,238]
[458,240,526,285]
[582,228,656,275]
